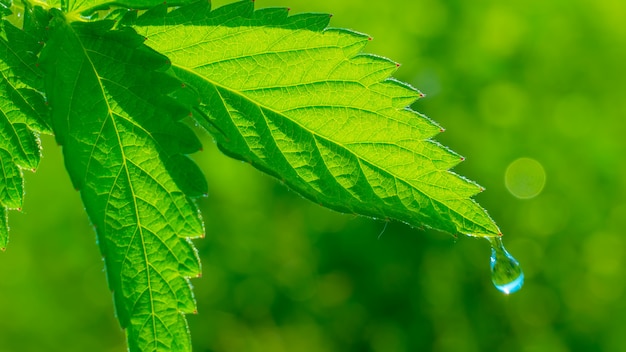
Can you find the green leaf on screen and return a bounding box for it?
[44,0,195,17]
[39,10,206,351]
[134,0,500,237]
[0,19,49,248]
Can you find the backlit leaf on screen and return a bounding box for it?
[39,10,205,351]
[134,0,500,237]
[46,0,196,17]
[0,19,49,249]
[1,0,507,349]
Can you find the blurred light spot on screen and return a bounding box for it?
[505,158,546,199]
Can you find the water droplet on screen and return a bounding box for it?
[488,236,524,294]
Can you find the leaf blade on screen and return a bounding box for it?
[0,19,49,248]
[135,0,500,237]
[50,0,198,17]
[40,12,204,351]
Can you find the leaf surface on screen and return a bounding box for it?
[0,19,49,249]
[39,11,205,351]
[45,0,195,17]
[134,0,500,237]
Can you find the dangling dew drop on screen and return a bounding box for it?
[487,236,524,294]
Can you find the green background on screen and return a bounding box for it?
[1,0,625,350]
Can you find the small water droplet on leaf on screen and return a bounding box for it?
[488,236,524,294]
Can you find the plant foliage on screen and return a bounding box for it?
[0,0,501,350]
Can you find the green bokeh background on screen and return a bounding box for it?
[1,0,625,351]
